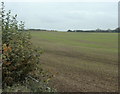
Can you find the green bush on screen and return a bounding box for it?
[1,2,55,91]
[1,2,43,87]
[1,2,56,92]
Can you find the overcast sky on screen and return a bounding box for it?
[5,2,118,31]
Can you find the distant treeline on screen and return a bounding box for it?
[22,28,120,32]
[67,28,120,33]
[25,29,58,32]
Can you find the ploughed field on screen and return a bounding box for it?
[31,31,118,92]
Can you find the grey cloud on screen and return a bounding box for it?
[5,2,118,31]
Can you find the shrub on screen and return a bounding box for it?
[1,2,56,92]
[1,2,41,87]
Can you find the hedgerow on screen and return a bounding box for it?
[1,2,55,92]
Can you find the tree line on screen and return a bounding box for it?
[67,28,120,33]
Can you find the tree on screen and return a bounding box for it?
[67,30,72,32]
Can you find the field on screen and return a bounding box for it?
[31,31,118,92]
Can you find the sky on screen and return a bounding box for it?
[4,2,118,31]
